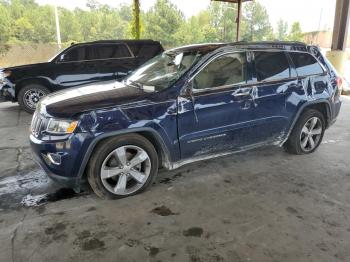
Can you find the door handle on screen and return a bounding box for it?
[232,88,251,97]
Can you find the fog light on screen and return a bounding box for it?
[46,153,62,165]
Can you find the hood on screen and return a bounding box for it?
[3,62,51,71]
[39,81,146,118]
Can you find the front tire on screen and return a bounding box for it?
[284,109,325,155]
[87,134,159,199]
[18,84,50,113]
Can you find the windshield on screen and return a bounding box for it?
[125,50,203,91]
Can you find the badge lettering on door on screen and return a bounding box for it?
[187,133,227,144]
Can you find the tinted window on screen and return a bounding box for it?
[194,52,246,90]
[290,52,324,76]
[129,43,162,58]
[94,44,131,59]
[63,47,86,62]
[254,51,290,81]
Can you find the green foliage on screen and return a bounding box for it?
[276,19,288,40]
[0,0,300,48]
[241,1,274,41]
[288,22,303,41]
[142,0,184,48]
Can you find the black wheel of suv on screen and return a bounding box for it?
[87,134,159,199]
[284,109,325,155]
[18,84,50,113]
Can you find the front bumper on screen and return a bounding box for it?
[30,132,94,189]
[0,81,16,102]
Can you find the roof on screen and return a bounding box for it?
[166,41,309,54]
[211,0,252,3]
[72,39,161,46]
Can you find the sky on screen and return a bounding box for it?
[36,0,336,33]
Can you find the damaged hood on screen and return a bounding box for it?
[38,81,146,118]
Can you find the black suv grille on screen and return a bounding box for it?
[31,112,44,137]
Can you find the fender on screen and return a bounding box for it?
[280,99,331,146]
[15,76,54,98]
[75,127,173,182]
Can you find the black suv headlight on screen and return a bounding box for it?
[46,118,78,134]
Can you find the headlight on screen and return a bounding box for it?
[46,119,78,134]
[0,69,11,79]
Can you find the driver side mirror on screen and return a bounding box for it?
[59,54,66,62]
[181,80,194,97]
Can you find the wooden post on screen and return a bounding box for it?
[236,0,242,42]
[331,0,350,51]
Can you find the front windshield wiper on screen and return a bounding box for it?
[124,79,144,90]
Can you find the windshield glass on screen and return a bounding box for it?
[125,50,203,91]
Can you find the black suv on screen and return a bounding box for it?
[0,39,163,112]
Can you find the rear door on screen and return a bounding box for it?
[93,43,137,81]
[249,51,299,141]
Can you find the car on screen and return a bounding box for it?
[29,41,342,199]
[0,39,163,113]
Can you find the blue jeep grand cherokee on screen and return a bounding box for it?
[30,41,342,199]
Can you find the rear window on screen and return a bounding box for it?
[128,43,162,58]
[254,51,290,82]
[289,52,324,76]
[94,44,131,59]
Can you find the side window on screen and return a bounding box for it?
[254,51,290,82]
[193,52,246,90]
[94,44,131,59]
[289,52,324,77]
[62,46,87,62]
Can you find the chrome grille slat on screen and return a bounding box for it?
[31,112,44,137]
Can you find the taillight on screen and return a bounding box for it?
[336,77,343,89]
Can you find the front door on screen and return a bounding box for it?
[177,51,260,159]
[54,45,100,89]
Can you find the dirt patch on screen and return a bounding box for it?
[81,238,105,251]
[183,227,204,237]
[45,222,66,235]
[159,172,183,184]
[148,246,160,257]
[151,205,178,216]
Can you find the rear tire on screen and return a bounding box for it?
[87,134,159,199]
[18,84,50,113]
[284,109,325,155]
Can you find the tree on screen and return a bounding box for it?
[130,0,141,39]
[207,2,237,42]
[276,19,288,40]
[143,0,185,47]
[241,1,274,41]
[288,22,303,41]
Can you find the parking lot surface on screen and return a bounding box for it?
[0,97,350,262]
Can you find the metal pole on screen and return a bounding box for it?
[331,0,350,51]
[236,0,242,42]
[54,4,61,50]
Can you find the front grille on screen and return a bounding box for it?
[31,112,44,137]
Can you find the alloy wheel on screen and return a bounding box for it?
[100,145,151,195]
[23,88,46,110]
[299,117,323,152]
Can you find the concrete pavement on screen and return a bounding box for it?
[0,97,350,262]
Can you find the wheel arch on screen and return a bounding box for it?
[15,77,53,99]
[282,100,331,145]
[77,128,172,181]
